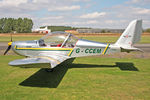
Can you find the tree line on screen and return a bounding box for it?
[40,26,91,32]
[0,18,33,33]
[145,28,150,33]
[40,26,150,33]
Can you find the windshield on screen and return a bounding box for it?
[39,31,78,48]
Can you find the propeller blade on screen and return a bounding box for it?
[4,45,11,55]
[11,33,12,42]
[4,34,13,55]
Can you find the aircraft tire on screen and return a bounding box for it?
[45,68,54,72]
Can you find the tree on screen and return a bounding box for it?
[145,28,150,33]
[101,29,106,33]
[0,18,5,33]
[0,17,33,33]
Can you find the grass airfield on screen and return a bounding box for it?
[0,34,150,100]
[0,56,150,100]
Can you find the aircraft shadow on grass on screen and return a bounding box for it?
[19,61,139,88]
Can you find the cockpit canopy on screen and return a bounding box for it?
[39,31,79,48]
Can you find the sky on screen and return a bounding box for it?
[0,0,150,29]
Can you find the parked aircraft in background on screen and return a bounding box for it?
[33,26,51,34]
[4,20,143,72]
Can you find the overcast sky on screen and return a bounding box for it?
[0,0,150,29]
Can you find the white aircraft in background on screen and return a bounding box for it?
[4,20,143,72]
[34,26,51,34]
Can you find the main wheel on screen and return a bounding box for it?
[45,68,54,72]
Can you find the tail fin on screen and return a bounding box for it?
[44,26,48,30]
[115,19,142,47]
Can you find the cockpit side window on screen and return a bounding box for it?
[44,35,67,47]
[39,32,78,48]
[63,34,78,48]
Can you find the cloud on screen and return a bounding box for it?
[111,6,150,18]
[102,5,150,28]
[130,0,141,3]
[0,0,28,7]
[34,4,150,29]
[71,20,98,25]
[0,0,82,12]
[48,5,80,11]
[127,0,150,5]
[32,0,89,3]
[80,12,106,19]
[41,16,63,20]
[87,20,98,24]
[132,7,150,14]
[0,0,149,29]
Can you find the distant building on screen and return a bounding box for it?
[65,30,78,34]
[77,29,124,33]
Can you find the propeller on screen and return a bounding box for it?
[4,34,13,55]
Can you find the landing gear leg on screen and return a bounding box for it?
[45,68,54,72]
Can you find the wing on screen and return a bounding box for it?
[9,55,71,68]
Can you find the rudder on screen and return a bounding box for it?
[115,20,142,47]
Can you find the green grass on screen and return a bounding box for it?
[0,35,150,43]
[82,36,150,43]
[0,55,150,100]
[82,36,119,43]
[0,36,41,42]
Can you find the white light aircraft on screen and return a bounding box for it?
[4,20,143,72]
[34,26,51,33]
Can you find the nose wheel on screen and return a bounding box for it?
[45,68,54,72]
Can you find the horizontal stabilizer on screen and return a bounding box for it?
[121,47,143,53]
